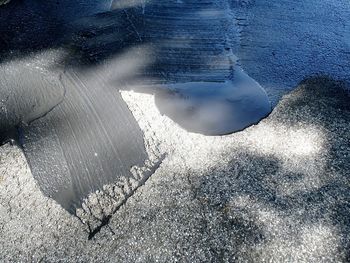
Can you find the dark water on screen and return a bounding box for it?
[155,73,270,135]
[0,0,272,211]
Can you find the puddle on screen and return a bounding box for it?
[155,68,271,135]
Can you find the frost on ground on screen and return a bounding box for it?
[0,77,349,262]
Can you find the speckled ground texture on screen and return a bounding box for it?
[0,77,349,262]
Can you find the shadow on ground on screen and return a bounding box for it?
[185,77,350,261]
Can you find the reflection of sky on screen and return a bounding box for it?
[154,68,271,135]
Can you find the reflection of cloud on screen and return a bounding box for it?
[80,44,155,87]
[196,9,226,18]
[111,0,148,10]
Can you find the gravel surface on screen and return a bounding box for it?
[0,77,349,262]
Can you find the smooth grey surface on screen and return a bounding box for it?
[0,0,148,212]
[22,68,147,212]
[0,0,114,134]
[0,56,65,133]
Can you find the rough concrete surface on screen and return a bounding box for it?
[0,77,349,262]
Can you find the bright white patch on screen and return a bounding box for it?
[111,0,147,11]
[247,124,325,158]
